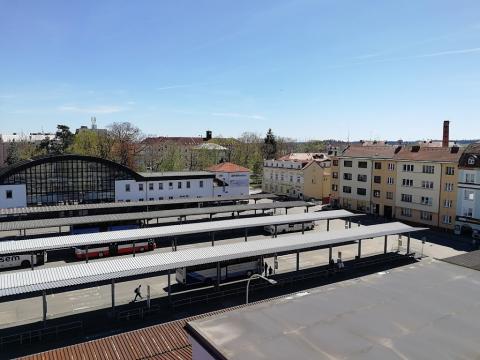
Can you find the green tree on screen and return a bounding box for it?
[262,129,277,160]
[6,142,20,165]
[69,130,101,156]
[108,122,144,168]
[38,125,74,154]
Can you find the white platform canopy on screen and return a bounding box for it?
[0,210,359,255]
[0,222,425,297]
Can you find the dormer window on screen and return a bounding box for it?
[468,157,475,165]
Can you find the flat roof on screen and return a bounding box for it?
[0,222,423,297]
[137,171,214,179]
[0,201,310,232]
[441,250,480,271]
[0,210,359,255]
[0,194,278,216]
[187,259,480,360]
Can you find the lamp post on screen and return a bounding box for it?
[246,273,277,304]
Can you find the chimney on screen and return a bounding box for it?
[442,120,450,147]
[205,130,212,141]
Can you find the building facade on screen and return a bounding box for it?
[456,143,480,237]
[207,162,250,197]
[0,154,250,209]
[262,153,330,200]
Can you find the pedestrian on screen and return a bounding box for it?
[264,261,268,276]
[268,266,273,277]
[133,284,143,302]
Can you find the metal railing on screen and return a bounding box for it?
[0,321,83,350]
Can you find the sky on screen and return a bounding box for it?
[1,0,480,141]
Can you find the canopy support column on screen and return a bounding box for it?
[132,241,136,257]
[357,239,362,259]
[285,207,288,215]
[42,290,47,326]
[30,252,34,270]
[216,262,221,289]
[167,270,171,302]
[302,222,305,235]
[407,233,411,254]
[329,246,332,262]
[245,228,248,242]
[384,235,388,254]
[111,279,115,312]
[147,285,151,309]
[349,217,352,228]
[86,245,89,263]
[211,232,215,246]
[274,225,278,238]
[327,219,330,232]
[296,251,300,271]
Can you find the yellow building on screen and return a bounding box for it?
[262,153,331,200]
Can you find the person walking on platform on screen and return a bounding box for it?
[133,284,143,302]
[264,261,268,276]
[268,266,273,277]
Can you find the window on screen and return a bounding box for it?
[403,164,414,172]
[422,165,435,174]
[332,172,338,179]
[466,173,476,184]
[421,196,432,206]
[333,159,339,166]
[464,190,475,201]
[446,166,455,175]
[280,174,284,181]
[374,176,381,184]
[149,197,154,201]
[357,174,367,182]
[199,180,204,188]
[387,177,394,185]
[139,198,144,201]
[290,175,293,182]
[373,190,380,198]
[178,182,182,189]
[388,163,395,171]
[420,211,432,221]
[444,199,453,208]
[357,188,367,196]
[344,160,352,167]
[5,190,12,199]
[297,176,301,183]
[401,208,412,217]
[463,208,473,217]
[149,183,154,191]
[186,181,190,189]
[343,186,352,194]
[374,162,382,170]
[444,183,454,192]
[125,184,131,192]
[159,182,163,190]
[332,184,338,191]
[275,174,278,180]
[169,182,173,189]
[421,181,434,189]
[386,191,394,200]
[442,215,452,224]
[159,197,164,200]
[139,183,144,191]
[401,194,412,203]
[402,179,413,187]
[358,161,368,168]
[468,157,475,165]
[343,173,352,180]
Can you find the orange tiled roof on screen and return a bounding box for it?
[207,162,250,173]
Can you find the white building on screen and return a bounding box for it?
[207,162,250,197]
[456,144,480,237]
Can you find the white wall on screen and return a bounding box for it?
[0,184,27,209]
[213,171,250,196]
[115,178,214,202]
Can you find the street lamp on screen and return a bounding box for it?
[246,273,277,304]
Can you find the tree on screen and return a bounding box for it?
[108,122,144,168]
[69,130,101,157]
[262,129,277,160]
[38,125,74,154]
[6,142,20,165]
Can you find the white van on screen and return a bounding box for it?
[0,253,47,270]
[264,222,315,235]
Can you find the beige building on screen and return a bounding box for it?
[262,153,331,201]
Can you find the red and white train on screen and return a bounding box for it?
[74,240,156,260]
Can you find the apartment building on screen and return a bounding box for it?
[262,153,330,200]
[456,143,480,237]
[395,146,461,229]
[331,146,399,213]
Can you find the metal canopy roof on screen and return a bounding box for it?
[0,222,424,297]
[0,193,278,216]
[0,201,310,232]
[0,210,359,255]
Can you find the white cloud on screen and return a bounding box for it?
[58,105,125,114]
[414,47,480,58]
[156,84,197,91]
[211,112,266,120]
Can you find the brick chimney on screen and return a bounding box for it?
[442,120,450,147]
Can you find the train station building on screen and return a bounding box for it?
[0,155,250,208]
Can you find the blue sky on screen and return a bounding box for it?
[1,0,480,141]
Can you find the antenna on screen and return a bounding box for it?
[91,117,97,130]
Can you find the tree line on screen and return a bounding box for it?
[5,124,327,180]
